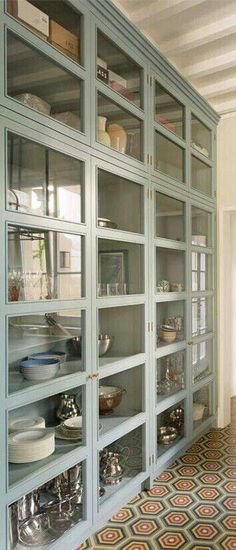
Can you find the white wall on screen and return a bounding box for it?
[217,112,236,427]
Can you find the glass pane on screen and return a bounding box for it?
[8,0,82,65]
[191,156,211,197]
[155,132,184,182]
[193,384,212,429]
[8,386,86,487]
[97,94,142,161]
[7,33,83,132]
[156,351,185,402]
[192,339,213,384]
[192,206,212,247]
[97,30,142,109]
[156,192,185,242]
[98,239,144,296]
[191,115,211,158]
[8,310,85,394]
[192,297,213,337]
[98,169,144,234]
[98,304,144,366]
[157,301,185,348]
[7,133,84,223]
[8,225,84,302]
[155,82,184,138]
[99,365,144,433]
[8,458,85,544]
[99,425,145,506]
[156,248,185,293]
[191,252,212,291]
[157,400,185,457]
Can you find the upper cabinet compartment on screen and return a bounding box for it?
[97,30,143,110]
[191,115,211,159]
[155,82,184,139]
[7,32,83,133]
[7,0,83,66]
[7,133,85,224]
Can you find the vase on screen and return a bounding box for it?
[107,123,127,153]
[97,116,111,147]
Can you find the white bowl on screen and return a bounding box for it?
[21,364,59,381]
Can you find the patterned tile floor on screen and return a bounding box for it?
[79,398,236,549]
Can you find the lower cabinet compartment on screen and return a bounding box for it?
[8,460,86,550]
[99,424,146,508]
[157,400,185,457]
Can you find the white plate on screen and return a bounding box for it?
[9,416,45,432]
[64,417,82,429]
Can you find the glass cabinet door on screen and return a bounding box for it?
[193,383,212,429]
[156,192,185,242]
[97,94,143,161]
[157,400,185,457]
[156,350,185,402]
[97,169,144,234]
[156,248,185,293]
[155,82,184,139]
[7,133,85,223]
[8,225,84,301]
[191,156,211,197]
[192,339,213,384]
[192,251,212,292]
[192,206,212,248]
[97,30,143,109]
[97,239,144,296]
[7,32,83,132]
[192,297,213,337]
[7,0,83,65]
[155,132,184,182]
[191,115,211,159]
[157,300,185,348]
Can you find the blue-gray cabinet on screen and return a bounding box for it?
[0,0,219,548]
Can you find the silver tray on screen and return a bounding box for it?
[18,512,57,546]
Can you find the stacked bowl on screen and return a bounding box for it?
[20,358,60,381]
[56,417,82,442]
[9,430,55,463]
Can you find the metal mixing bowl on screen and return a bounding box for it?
[99,386,125,414]
[98,334,113,357]
[158,426,178,445]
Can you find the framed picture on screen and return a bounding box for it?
[98,249,128,295]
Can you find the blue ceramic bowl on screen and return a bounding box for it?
[20,358,60,368]
[28,351,66,363]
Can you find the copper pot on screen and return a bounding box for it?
[99,386,126,414]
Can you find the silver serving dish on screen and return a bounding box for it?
[18,512,57,546]
[158,426,178,445]
[98,217,117,229]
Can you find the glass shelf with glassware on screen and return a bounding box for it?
[156,350,185,403]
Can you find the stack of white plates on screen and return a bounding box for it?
[9,429,55,463]
[20,358,60,381]
[9,416,45,433]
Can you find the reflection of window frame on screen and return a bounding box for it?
[192,340,210,382]
[192,251,207,291]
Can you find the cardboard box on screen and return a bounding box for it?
[49,20,79,61]
[108,69,127,89]
[8,0,49,38]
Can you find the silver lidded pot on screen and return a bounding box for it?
[57,394,80,421]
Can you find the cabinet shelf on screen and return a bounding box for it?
[98,413,146,450]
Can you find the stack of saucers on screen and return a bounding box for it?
[55,417,82,442]
[20,358,60,381]
[9,429,55,463]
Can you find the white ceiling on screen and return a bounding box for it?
[112,0,236,115]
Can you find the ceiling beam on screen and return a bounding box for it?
[162,14,236,55]
[131,0,206,27]
[198,77,236,99]
[210,97,236,114]
[183,49,236,79]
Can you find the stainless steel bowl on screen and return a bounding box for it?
[98,218,117,229]
[158,426,178,445]
[98,334,113,357]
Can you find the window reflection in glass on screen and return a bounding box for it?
[192,339,212,383]
[191,156,211,197]
[192,297,212,337]
[7,133,84,223]
[192,206,212,247]
[192,252,212,291]
[8,226,84,301]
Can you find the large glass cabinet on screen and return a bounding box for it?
[0,0,217,548]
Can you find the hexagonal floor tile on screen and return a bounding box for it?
[155,471,174,482]
[223,481,236,493]
[130,518,158,536]
[162,510,193,528]
[198,473,222,485]
[201,461,223,472]
[176,465,200,477]
[196,487,222,500]
[222,514,236,531]
[172,478,197,492]
[97,527,126,545]
[193,503,221,519]
[190,522,221,541]
[225,456,236,466]
[202,449,224,459]
[110,508,134,523]
[222,497,236,511]
[219,535,236,550]
[138,500,164,515]
[168,494,196,508]
[147,485,170,497]
[223,468,236,479]
[186,443,203,454]
[181,454,201,464]
[120,541,153,550]
[157,531,188,549]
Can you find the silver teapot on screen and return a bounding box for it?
[101,452,123,485]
